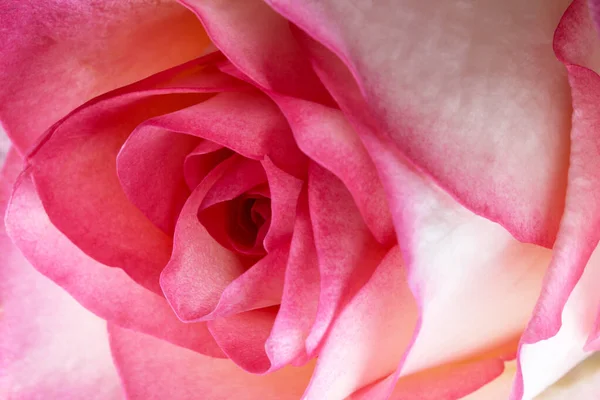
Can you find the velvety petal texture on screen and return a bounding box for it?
[264,0,573,248]
[6,172,224,357]
[108,324,315,400]
[24,55,245,294]
[1,151,122,399]
[0,0,209,154]
[512,1,600,398]
[0,236,122,400]
[4,0,600,399]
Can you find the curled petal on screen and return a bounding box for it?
[265,188,320,369]
[5,172,223,357]
[513,1,600,398]
[208,308,278,373]
[265,0,572,248]
[161,157,287,323]
[184,140,232,190]
[160,157,248,322]
[261,157,304,251]
[26,55,243,293]
[1,154,121,398]
[305,162,387,355]
[274,96,394,245]
[138,91,307,178]
[180,0,331,103]
[117,125,199,235]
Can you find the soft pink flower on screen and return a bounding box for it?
[2,0,600,399]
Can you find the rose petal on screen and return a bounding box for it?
[5,171,223,357]
[270,31,552,398]
[137,90,307,179]
[512,1,600,398]
[210,246,288,318]
[184,141,232,190]
[0,126,10,166]
[265,188,320,369]
[515,248,600,398]
[27,55,243,293]
[179,0,331,103]
[117,125,200,235]
[305,162,388,355]
[386,359,506,400]
[353,134,549,398]
[0,245,122,399]
[452,362,516,400]
[208,308,278,373]
[535,353,600,399]
[0,1,209,153]
[302,246,417,399]
[0,148,22,218]
[160,156,247,322]
[265,0,572,248]
[274,96,394,245]
[200,157,267,211]
[161,153,289,325]
[108,323,315,400]
[261,157,304,251]
[589,0,600,36]
[1,157,121,399]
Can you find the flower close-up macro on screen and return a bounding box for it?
[3,0,600,399]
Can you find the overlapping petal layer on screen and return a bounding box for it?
[109,324,315,400]
[264,0,573,248]
[6,172,224,357]
[0,0,208,154]
[1,150,121,399]
[512,1,600,398]
[24,55,244,294]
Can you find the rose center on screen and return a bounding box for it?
[227,195,271,251]
[198,191,272,258]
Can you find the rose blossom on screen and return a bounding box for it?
[2,0,600,399]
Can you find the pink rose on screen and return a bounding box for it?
[2,0,600,399]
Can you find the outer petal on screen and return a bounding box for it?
[1,152,121,399]
[160,155,289,325]
[160,156,248,322]
[265,0,572,248]
[305,162,387,355]
[26,55,244,294]
[5,171,223,357]
[179,0,331,103]
[0,0,209,153]
[302,246,417,400]
[265,188,320,369]
[512,1,600,398]
[356,133,549,399]
[134,91,307,178]
[274,31,555,399]
[274,95,394,245]
[0,126,9,166]
[108,324,314,400]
